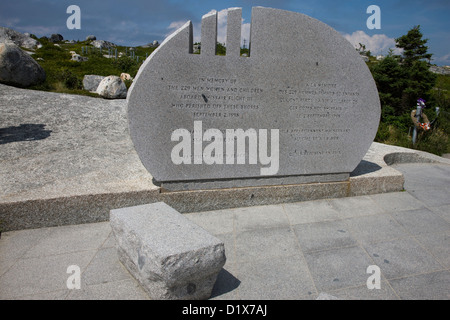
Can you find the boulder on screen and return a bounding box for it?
[430,65,450,75]
[71,54,88,62]
[83,75,105,92]
[49,34,64,43]
[0,27,42,50]
[91,40,116,49]
[0,42,46,87]
[142,40,159,48]
[86,35,96,41]
[96,76,127,99]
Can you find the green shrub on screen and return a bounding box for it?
[112,56,139,74]
[58,68,82,90]
[415,128,450,156]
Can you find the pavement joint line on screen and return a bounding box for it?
[231,209,241,300]
[383,279,402,300]
[383,268,450,283]
[326,280,394,294]
[282,204,320,297]
[397,229,450,271]
[5,289,68,301]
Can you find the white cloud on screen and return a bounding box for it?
[343,30,402,56]
[215,9,251,47]
[434,53,450,66]
[241,22,250,48]
[166,20,187,37]
[15,25,60,36]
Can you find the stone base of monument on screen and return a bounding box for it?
[3,142,450,232]
[110,202,226,300]
[158,173,350,192]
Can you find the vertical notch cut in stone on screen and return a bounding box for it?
[201,10,217,56]
[226,8,242,57]
[188,21,194,54]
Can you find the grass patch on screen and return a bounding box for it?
[28,37,155,96]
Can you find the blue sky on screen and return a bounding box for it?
[1,0,449,65]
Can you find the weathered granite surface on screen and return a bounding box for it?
[127,7,381,187]
[83,75,105,92]
[1,83,448,231]
[110,202,226,300]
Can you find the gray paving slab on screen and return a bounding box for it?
[66,279,149,300]
[392,164,450,191]
[82,247,131,286]
[0,250,97,299]
[234,255,316,300]
[370,192,426,212]
[343,214,410,245]
[10,290,69,300]
[233,204,289,232]
[408,187,450,208]
[185,209,235,235]
[303,246,375,292]
[431,204,450,223]
[283,199,341,225]
[391,208,450,236]
[234,227,299,263]
[413,231,450,269]
[328,195,386,219]
[292,220,357,253]
[0,227,53,277]
[363,237,444,280]
[22,222,111,258]
[388,270,450,300]
[328,281,400,300]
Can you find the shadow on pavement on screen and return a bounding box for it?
[0,124,52,144]
[210,268,241,299]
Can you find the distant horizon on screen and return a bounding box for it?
[1,1,449,66]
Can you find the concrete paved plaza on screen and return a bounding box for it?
[1,163,449,300]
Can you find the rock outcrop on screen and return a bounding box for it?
[83,75,105,92]
[96,76,127,99]
[0,27,42,50]
[0,42,46,87]
[91,40,116,49]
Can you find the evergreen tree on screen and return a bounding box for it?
[395,25,436,111]
[395,26,432,67]
[371,53,408,128]
[372,26,436,124]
